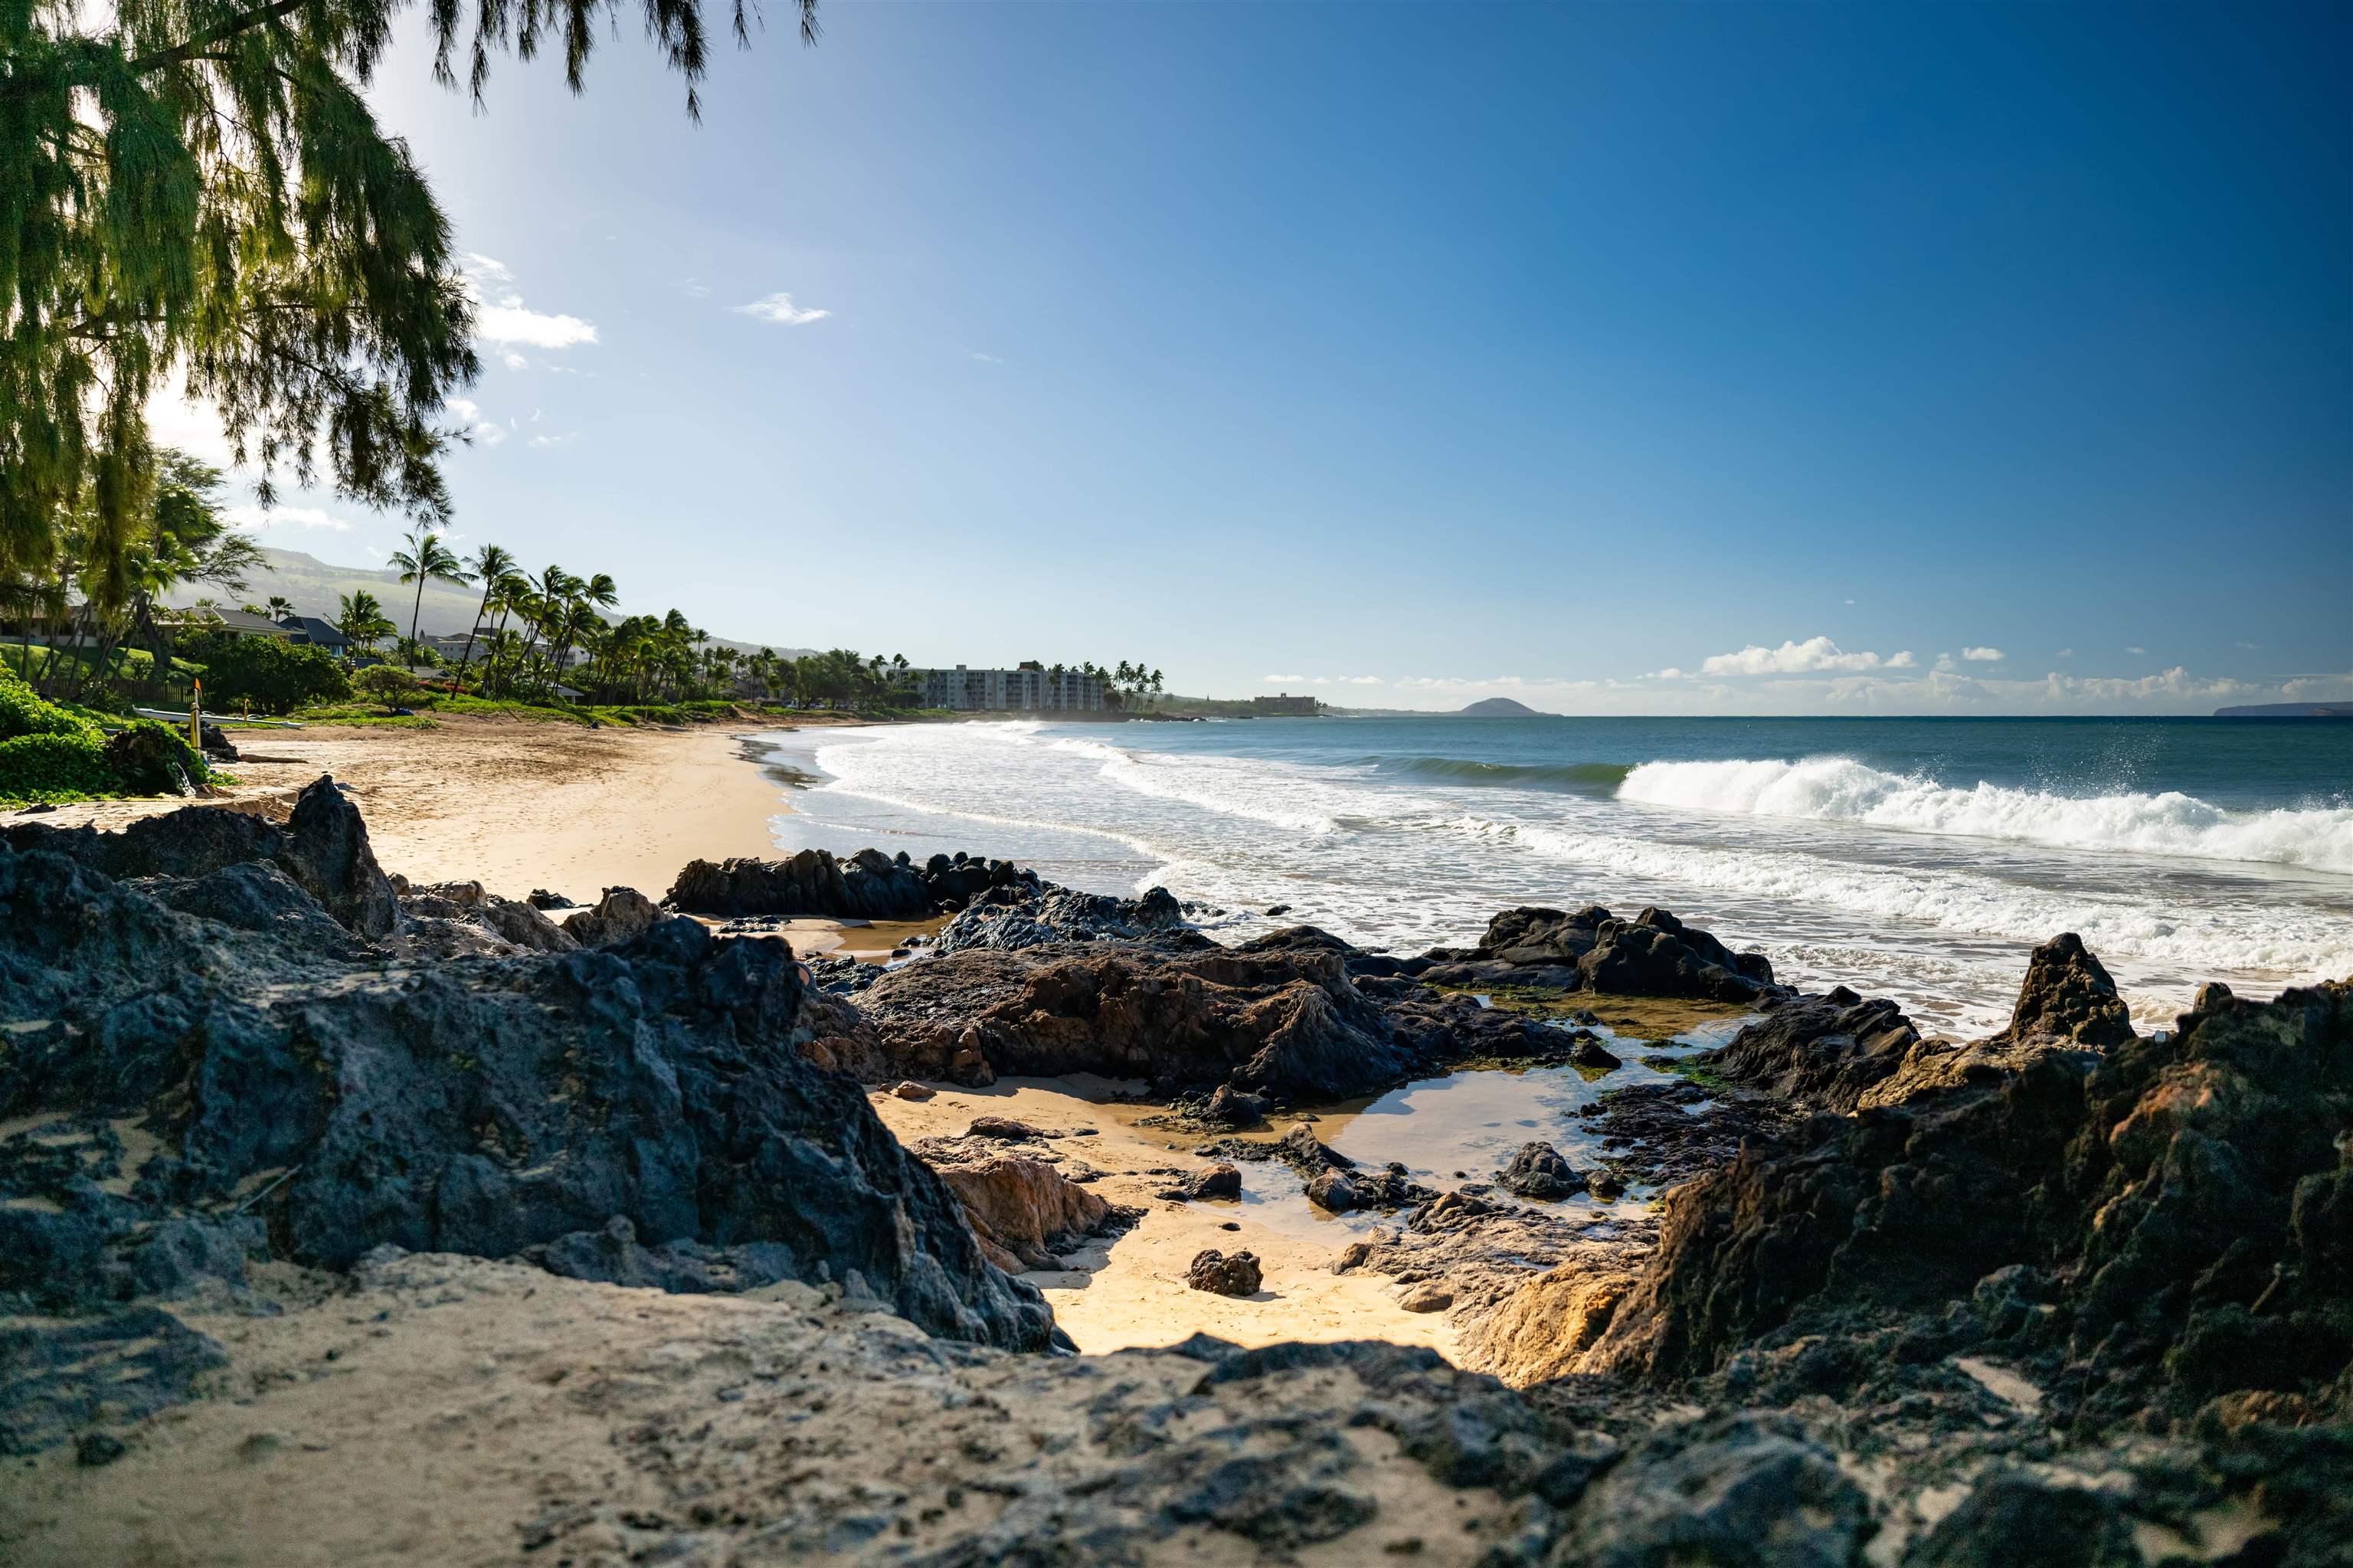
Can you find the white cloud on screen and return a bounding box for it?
[2056,649,2073,659]
[735,292,832,326]
[460,254,598,352]
[1843,598,1856,606]
[970,352,1003,364]
[1262,674,1306,684]
[445,398,508,447]
[1697,637,1910,676]
[225,503,352,533]
[527,432,578,449]
[1885,650,1918,669]
[683,278,712,298]
[1960,646,2004,662]
[2125,645,2147,655]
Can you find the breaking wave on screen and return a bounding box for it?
[1616,757,2353,875]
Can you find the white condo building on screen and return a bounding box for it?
[918,663,1108,712]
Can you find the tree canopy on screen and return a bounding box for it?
[2,0,819,588]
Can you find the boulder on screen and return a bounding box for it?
[1496,1141,1586,1200]
[1708,985,1924,1111]
[1186,1249,1263,1297]
[2002,931,2135,1048]
[561,885,662,948]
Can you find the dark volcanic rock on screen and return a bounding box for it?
[1496,1141,1587,1200]
[666,846,1034,920]
[932,880,1201,954]
[1421,904,1775,1003]
[559,885,661,947]
[856,943,1428,1100]
[4,774,398,936]
[1709,984,1925,1111]
[0,835,1053,1354]
[2003,931,2135,1048]
[0,1308,228,1455]
[1583,972,2353,1438]
[1186,1248,1264,1296]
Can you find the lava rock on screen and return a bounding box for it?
[1497,1142,1587,1200]
[1186,1249,1264,1297]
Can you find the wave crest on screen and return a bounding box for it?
[1373,755,1634,793]
[1616,757,2353,874]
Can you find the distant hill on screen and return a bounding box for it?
[1458,697,1547,717]
[2213,702,2353,719]
[237,548,809,658]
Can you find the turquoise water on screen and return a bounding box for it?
[757,715,2353,1032]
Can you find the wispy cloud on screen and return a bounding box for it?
[735,292,832,326]
[970,351,1003,364]
[1959,646,2004,662]
[225,503,352,533]
[683,277,712,298]
[527,432,578,449]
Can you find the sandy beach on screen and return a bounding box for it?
[4,715,820,905]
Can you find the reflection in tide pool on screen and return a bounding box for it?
[1218,1013,1752,1242]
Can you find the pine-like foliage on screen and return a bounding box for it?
[1,0,818,578]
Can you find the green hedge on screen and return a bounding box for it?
[0,669,211,806]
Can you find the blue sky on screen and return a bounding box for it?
[165,1,2351,713]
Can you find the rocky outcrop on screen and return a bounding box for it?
[856,942,1428,1099]
[853,935,1605,1102]
[1421,904,1777,1002]
[1580,976,2352,1439]
[932,1156,1124,1272]
[1708,984,1925,1111]
[931,880,1197,954]
[399,879,579,953]
[560,885,661,947]
[0,825,1053,1352]
[5,774,398,936]
[666,846,1035,919]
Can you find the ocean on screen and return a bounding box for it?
[751,715,2353,1033]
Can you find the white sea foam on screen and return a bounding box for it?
[1618,757,2353,874]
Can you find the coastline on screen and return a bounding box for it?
[2,715,811,904]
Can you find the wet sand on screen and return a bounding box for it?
[871,1076,1457,1358]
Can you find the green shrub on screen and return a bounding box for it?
[0,665,97,741]
[353,665,424,709]
[191,637,352,715]
[0,731,115,804]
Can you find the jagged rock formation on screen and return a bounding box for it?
[853,937,1582,1102]
[666,846,1035,918]
[1422,904,1778,1001]
[0,802,1053,1356]
[1582,974,2351,1440]
[931,880,1196,954]
[5,774,398,935]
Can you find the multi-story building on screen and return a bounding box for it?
[1252,693,1320,715]
[918,662,1108,712]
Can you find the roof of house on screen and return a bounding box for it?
[188,608,294,636]
[279,615,349,646]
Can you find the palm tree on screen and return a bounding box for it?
[264,594,293,624]
[337,591,394,659]
[455,545,515,687]
[386,527,473,663]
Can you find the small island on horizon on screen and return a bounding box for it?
[1457,696,1550,718]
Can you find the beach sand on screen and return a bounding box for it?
[3,715,811,904]
[872,1076,1455,1359]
